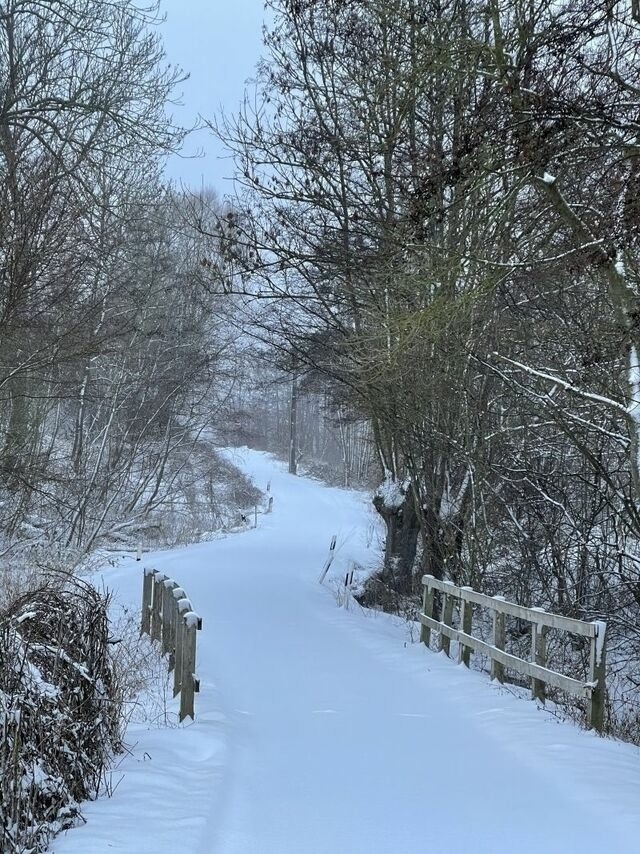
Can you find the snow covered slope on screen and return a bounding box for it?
[53,448,640,854]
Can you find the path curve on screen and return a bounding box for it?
[54,448,640,854]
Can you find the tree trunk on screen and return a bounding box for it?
[288,375,298,475]
[373,488,420,594]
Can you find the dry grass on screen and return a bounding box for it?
[0,572,123,852]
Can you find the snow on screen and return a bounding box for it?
[52,448,640,854]
[375,471,406,509]
[542,171,557,184]
[184,611,200,629]
[440,468,471,519]
[177,597,193,613]
[594,619,607,667]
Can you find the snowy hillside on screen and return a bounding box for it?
[52,449,640,854]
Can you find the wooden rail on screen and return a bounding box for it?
[140,567,202,721]
[419,575,607,733]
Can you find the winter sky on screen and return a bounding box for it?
[159,0,265,194]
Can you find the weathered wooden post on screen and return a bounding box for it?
[173,615,185,697]
[531,608,548,703]
[136,542,142,561]
[420,576,435,647]
[439,590,454,657]
[162,579,178,656]
[173,596,192,697]
[458,588,473,667]
[150,573,166,643]
[588,620,607,733]
[168,587,185,672]
[267,496,273,513]
[141,568,154,635]
[491,596,506,683]
[179,613,200,722]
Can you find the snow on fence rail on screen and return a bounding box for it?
[140,568,202,721]
[419,574,607,733]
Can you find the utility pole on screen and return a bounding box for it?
[288,373,298,475]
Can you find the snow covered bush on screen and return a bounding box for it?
[154,445,263,546]
[109,604,174,728]
[0,574,122,852]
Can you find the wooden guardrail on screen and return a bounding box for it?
[140,568,202,721]
[419,574,607,733]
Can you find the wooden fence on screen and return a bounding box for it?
[419,574,607,733]
[140,568,202,722]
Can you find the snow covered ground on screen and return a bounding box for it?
[52,448,640,854]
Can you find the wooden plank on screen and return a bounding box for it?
[420,583,435,647]
[150,573,166,642]
[173,615,184,698]
[491,600,505,683]
[162,579,178,655]
[458,590,472,667]
[588,621,607,733]
[422,575,597,637]
[531,610,548,703]
[439,593,454,657]
[140,568,154,636]
[418,613,590,698]
[179,616,198,722]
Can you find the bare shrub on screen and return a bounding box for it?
[0,573,122,852]
[109,604,173,729]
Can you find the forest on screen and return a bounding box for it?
[2,0,640,849]
[214,0,640,739]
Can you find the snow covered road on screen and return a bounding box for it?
[53,449,640,854]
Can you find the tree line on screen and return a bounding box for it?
[0,0,244,558]
[211,0,640,735]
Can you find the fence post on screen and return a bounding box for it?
[420,577,434,647]
[588,620,607,733]
[162,579,178,656]
[531,608,548,703]
[141,568,154,635]
[458,588,473,667]
[173,615,185,697]
[267,496,273,513]
[439,591,454,657]
[150,573,166,643]
[168,587,185,673]
[174,597,192,697]
[179,614,199,722]
[491,596,506,683]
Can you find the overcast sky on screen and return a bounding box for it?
[159,0,266,194]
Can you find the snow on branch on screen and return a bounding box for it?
[493,353,630,419]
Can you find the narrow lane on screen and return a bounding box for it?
[53,449,640,854]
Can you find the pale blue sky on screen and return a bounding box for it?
[159,0,265,193]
